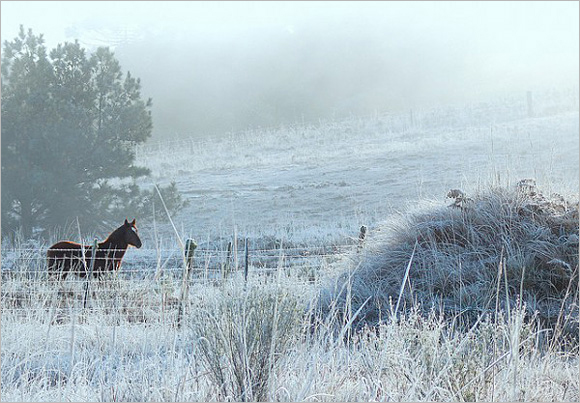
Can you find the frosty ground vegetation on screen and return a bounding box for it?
[317,180,579,347]
[2,97,579,401]
[1,180,578,402]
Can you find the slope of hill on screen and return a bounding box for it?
[135,95,579,248]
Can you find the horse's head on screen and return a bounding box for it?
[124,218,142,248]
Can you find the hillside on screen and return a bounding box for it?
[134,94,579,248]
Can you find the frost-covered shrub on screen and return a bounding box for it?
[319,180,579,343]
[191,283,303,401]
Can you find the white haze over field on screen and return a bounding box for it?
[1,1,578,244]
[1,1,578,138]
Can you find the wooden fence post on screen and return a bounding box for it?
[357,225,367,253]
[177,238,197,328]
[83,239,98,309]
[224,241,232,278]
[244,238,249,283]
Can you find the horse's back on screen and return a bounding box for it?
[47,241,86,278]
[48,241,83,252]
[47,241,86,259]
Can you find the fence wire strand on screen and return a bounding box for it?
[1,242,353,319]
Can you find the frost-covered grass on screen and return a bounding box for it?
[134,95,579,248]
[2,95,579,401]
[2,178,579,402]
[317,181,579,341]
[1,269,578,402]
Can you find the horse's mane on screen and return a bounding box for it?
[101,225,127,247]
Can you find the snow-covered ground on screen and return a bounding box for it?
[134,92,579,248]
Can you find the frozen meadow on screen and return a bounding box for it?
[1,91,579,401]
[134,91,579,247]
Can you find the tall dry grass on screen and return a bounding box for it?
[1,180,578,401]
[317,180,579,346]
[1,268,578,401]
[190,281,303,401]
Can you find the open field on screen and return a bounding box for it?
[2,93,579,401]
[134,92,579,247]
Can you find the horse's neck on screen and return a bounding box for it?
[99,237,128,252]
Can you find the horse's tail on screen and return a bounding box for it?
[47,247,61,280]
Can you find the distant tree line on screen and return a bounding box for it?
[1,26,186,239]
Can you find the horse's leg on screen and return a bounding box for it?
[55,255,76,281]
[48,267,58,280]
[60,265,69,280]
[54,259,68,281]
[48,257,63,281]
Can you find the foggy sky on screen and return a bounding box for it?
[2,1,578,138]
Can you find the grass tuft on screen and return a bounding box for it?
[319,180,579,345]
[190,281,303,401]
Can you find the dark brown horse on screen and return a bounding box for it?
[47,219,142,280]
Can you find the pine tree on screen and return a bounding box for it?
[1,27,183,238]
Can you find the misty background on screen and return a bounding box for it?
[2,1,578,140]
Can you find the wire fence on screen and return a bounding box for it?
[2,243,357,273]
[1,241,361,323]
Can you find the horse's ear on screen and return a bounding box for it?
[124,219,129,226]
[131,219,136,226]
